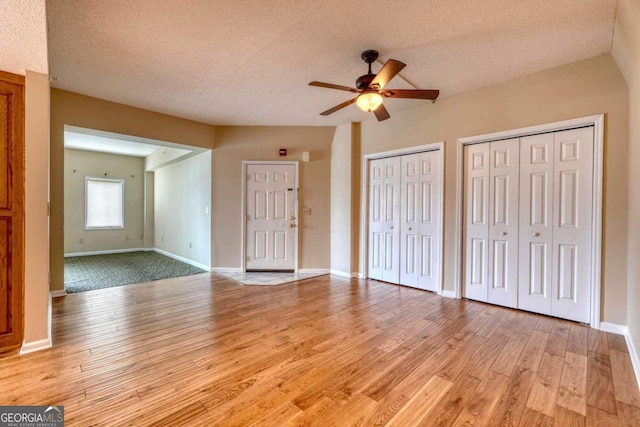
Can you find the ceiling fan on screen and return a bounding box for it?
[309,50,439,121]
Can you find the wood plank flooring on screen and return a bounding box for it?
[1,273,639,426]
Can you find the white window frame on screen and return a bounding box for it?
[84,176,125,230]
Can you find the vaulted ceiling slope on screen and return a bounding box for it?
[47,0,617,126]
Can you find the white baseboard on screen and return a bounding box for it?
[64,248,149,257]
[49,289,67,298]
[440,290,457,299]
[211,267,242,273]
[330,269,360,278]
[21,292,52,355]
[153,248,210,271]
[20,338,52,355]
[624,329,640,393]
[599,322,640,392]
[599,322,628,335]
[299,269,330,274]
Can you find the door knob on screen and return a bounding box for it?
[289,223,296,228]
[409,227,413,231]
[501,232,507,236]
[532,232,540,237]
[390,226,394,229]
[289,216,296,220]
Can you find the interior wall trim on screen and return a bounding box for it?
[152,248,210,271]
[64,248,150,257]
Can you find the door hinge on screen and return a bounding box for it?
[47,202,50,217]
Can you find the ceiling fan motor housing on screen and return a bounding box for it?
[357,50,380,89]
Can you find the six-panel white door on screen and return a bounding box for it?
[245,164,296,271]
[368,157,401,283]
[464,140,519,308]
[400,151,442,291]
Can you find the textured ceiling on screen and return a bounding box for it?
[0,0,48,75]
[47,0,617,126]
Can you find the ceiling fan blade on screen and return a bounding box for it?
[374,103,390,121]
[382,89,440,100]
[369,59,406,90]
[320,98,357,116]
[309,81,360,93]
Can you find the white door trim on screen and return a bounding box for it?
[359,142,445,294]
[454,114,604,328]
[242,161,299,272]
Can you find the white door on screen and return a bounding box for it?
[550,127,594,322]
[463,143,490,302]
[369,157,401,283]
[487,139,519,308]
[400,151,441,291]
[519,133,554,315]
[245,163,296,271]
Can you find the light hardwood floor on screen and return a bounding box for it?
[2,273,640,426]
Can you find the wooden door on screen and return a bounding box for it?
[368,156,401,283]
[245,163,296,271]
[0,71,24,351]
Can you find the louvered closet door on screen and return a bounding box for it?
[463,144,490,302]
[550,127,593,323]
[369,157,401,283]
[399,150,441,291]
[487,139,519,308]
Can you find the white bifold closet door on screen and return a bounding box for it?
[369,156,401,283]
[463,139,520,308]
[369,150,441,291]
[519,127,594,323]
[400,151,441,291]
[464,127,594,323]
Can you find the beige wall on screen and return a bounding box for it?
[612,0,640,356]
[213,126,334,269]
[50,89,216,291]
[64,149,145,254]
[330,123,353,274]
[24,71,50,346]
[154,151,211,268]
[359,54,629,325]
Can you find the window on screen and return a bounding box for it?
[85,177,124,229]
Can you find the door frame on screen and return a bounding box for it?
[359,142,445,294]
[454,114,604,328]
[241,161,299,273]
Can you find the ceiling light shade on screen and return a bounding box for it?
[356,92,383,112]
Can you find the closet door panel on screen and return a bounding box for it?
[518,133,554,315]
[417,150,441,292]
[487,139,519,308]
[464,144,490,302]
[400,154,420,287]
[368,159,385,281]
[551,127,593,323]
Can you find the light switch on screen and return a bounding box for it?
[303,207,311,215]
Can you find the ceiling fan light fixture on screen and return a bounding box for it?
[356,92,383,112]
